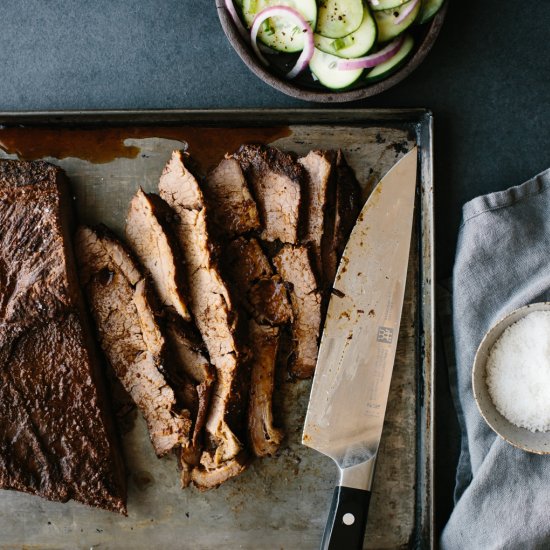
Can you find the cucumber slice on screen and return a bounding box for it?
[418,0,445,24]
[368,0,410,11]
[314,8,377,58]
[241,0,317,53]
[316,0,364,39]
[374,0,421,42]
[309,47,363,89]
[366,33,414,81]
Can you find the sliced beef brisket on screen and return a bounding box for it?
[166,319,215,446]
[0,161,126,514]
[234,145,304,244]
[298,150,337,284]
[126,188,191,321]
[222,238,290,457]
[247,321,284,457]
[76,225,191,458]
[203,157,261,237]
[125,187,217,478]
[273,245,322,379]
[166,318,215,487]
[323,150,362,286]
[225,237,292,327]
[190,452,249,491]
[204,157,290,458]
[159,151,248,488]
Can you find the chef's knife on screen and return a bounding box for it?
[302,147,418,550]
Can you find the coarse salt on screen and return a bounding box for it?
[486,310,550,433]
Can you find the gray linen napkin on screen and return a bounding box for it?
[441,168,550,550]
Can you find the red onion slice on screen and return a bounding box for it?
[224,0,250,42]
[224,0,279,56]
[393,0,419,25]
[337,37,404,70]
[250,6,314,79]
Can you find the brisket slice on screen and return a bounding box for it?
[0,161,126,514]
[125,188,216,482]
[166,319,214,447]
[225,237,292,327]
[203,157,260,238]
[298,150,337,285]
[205,156,291,459]
[159,150,248,488]
[166,318,215,487]
[190,451,249,491]
[222,237,290,457]
[323,151,362,286]
[125,188,191,322]
[247,321,284,457]
[76,225,191,458]
[273,245,322,379]
[234,145,304,244]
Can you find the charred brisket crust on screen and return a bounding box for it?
[0,160,127,514]
[0,160,66,190]
[235,144,304,185]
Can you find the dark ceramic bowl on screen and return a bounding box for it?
[216,1,448,103]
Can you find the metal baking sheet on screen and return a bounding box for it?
[0,109,434,550]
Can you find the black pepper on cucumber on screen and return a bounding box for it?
[241,0,317,52]
[314,8,377,58]
[224,0,446,91]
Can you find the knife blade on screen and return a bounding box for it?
[302,147,418,550]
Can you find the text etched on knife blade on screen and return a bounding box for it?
[376,326,394,344]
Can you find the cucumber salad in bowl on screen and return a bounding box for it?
[224,0,446,90]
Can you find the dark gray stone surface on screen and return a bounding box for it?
[0,0,548,537]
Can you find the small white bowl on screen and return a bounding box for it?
[472,302,550,454]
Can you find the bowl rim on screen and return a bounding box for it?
[472,301,550,455]
[215,0,448,103]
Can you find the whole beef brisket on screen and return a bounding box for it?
[76,225,192,458]
[0,160,127,514]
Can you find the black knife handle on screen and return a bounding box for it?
[320,486,371,550]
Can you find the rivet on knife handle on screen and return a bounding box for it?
[321,487,371,550]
